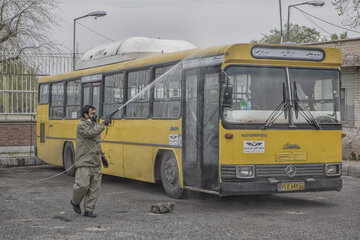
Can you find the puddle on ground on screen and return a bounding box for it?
[85,226,107,232]
[286,211,305,215]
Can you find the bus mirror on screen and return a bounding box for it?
[222,85,233,107]
[221,69,233,107]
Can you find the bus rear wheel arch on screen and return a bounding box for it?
[159,151,184,199]
[63,142,75,176]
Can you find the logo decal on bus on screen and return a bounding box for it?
[170,126,179,131]
[286,165,297,177]
[283,143,301,149]
[244,141,265,153]
[169,134,181,146]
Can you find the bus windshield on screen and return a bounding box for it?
[223,66,340,125]
[290,68,340,124]
[223,66,287,123]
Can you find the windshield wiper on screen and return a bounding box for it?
[293,82,321,130]
[264,82,290,129]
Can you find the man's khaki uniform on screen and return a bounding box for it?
[72,118,105,212]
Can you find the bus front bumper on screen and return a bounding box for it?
[219,178,342,197]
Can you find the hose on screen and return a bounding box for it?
[4,162,76,201]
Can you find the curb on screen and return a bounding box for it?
[342,164,360,178]
[0,156,45,168]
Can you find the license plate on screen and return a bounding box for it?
[277,182,305,192]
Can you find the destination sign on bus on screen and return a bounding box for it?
[251,46,325,61]
[81,74,103,83]
[183,55,224,69]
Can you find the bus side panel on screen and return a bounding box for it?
[36,104,61,166]
[48,120,79,166]
[36,104,48,164]
[119,119,182,183]
[101,142,124,177]
[43,139,64,166]
[124,145,153,182]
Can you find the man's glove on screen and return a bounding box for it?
[92,114,98,122]
[103,118,112,126]
[101,156,109,168]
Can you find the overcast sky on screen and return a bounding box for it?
[51,0,360,54]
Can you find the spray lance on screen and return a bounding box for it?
[104,109,119,123]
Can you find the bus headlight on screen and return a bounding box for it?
[236,165,255,179]
[326,163,341,176]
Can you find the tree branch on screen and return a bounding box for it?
[0,0,58,53]
[0,0,9,24]
[0,43,47,64]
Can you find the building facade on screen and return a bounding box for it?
[309,38,360,159]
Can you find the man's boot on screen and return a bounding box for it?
[84,211,97,218]
[70,200,81,214]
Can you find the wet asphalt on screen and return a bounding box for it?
[0,165,359,240]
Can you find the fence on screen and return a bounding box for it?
[0,52,75,153]
[0,52,74,120]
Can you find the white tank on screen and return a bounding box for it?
[76,37,196,70]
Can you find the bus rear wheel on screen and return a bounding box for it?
[160,152,183,199]
[63,142,75,176]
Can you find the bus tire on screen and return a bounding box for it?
[160,152,183,199]
[63,142,75,176]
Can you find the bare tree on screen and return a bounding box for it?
[0,0,59,56]
[332,0,360,28]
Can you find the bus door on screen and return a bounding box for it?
[82,82,101,113]
[182,68,220,192]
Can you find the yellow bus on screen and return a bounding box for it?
[36,42,343,198]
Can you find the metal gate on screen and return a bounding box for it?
[0,52,73,120]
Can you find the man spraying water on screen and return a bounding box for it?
[70,105,111,218]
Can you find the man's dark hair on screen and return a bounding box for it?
[81,105,96,118]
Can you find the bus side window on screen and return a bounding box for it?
[103,73,124,119]
[50,82,64,119]
[66,80,81,119]
[153,65,181,119]
[83,85,91,106]
[126,69,150,118]
[38,84,49,104]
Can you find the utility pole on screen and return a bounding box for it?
[279,0,283,43]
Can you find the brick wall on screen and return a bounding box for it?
[0,121,36,147]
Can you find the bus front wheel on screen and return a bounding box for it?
[63,142,75,176]
[160,152,183,199]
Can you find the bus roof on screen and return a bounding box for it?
[38,43,342,83]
